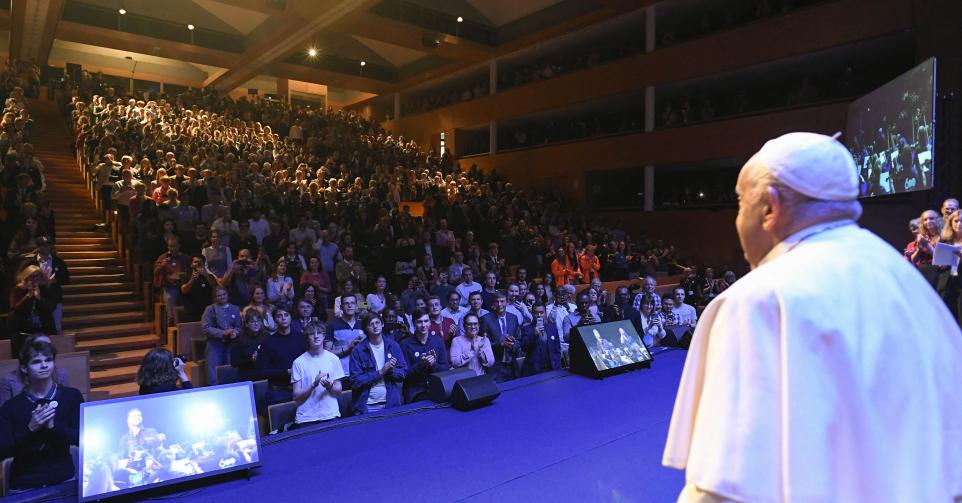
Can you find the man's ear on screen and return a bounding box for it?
[761,185,781,232]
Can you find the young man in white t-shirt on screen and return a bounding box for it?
[290,322,344,428]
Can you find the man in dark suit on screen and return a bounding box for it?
[480,292,521,382]
[605,286,643,335]
[520,304,562,376]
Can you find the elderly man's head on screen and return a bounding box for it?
[736,133,862,268]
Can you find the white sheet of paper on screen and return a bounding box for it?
[932,242,960,273]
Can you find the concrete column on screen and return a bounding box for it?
[644,85,655,132]
[489,60,498,95]
[489,120,497,154]
[394,93,401,120]
[644,165,655,211]
[645,6,656,53]
[276,78,290,104]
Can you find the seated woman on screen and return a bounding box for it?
[639,294,667,348]
[136,348,193,395]
[9,265,55,341]
[349,313,408,415]
[449,313,494,377]
[230,309,268,382]
[0,339,83,491]
[0,334,69,407]
[245,285,277,332]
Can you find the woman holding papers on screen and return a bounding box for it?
[936,209,962,325]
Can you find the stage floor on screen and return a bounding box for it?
[15,348,689,502]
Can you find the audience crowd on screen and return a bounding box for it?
[59,84,718,426]
[0,70,736,494]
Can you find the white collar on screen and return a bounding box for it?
[759,219,855,266]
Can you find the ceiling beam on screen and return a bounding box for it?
[36,0,64,65]
[56,21,243,68]
[333,12,493,64]
[203,0,286,16]
[211,0,380,92]
[10,0,64,64]
[267,62,391,95]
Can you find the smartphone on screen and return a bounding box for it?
[536,317,544,330]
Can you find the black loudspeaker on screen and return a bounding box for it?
[428,367,476,402]
[450,374,500,410]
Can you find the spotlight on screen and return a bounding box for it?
[118,8,126,14]
[360,60,366,66]
[457,16,463,23]
[307,48,317,57]
[187,24,195,30]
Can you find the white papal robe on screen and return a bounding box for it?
[664,220,962,503]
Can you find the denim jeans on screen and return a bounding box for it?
[162,286,180,325]
[206,338,231,385]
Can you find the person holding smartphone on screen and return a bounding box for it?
[520,304,563,376]
[400,308,450,403]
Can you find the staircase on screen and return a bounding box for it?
[29,99,158,399]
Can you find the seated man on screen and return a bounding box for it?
[520,304,563,376]
[400,308,450,403]
[0,333,69,407]
[257,306,307,405]
[291,322,344,428]
[0,340,83,491]
[350,313,408,415]
[671,288,698,327]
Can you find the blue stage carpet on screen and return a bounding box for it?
[206,348,688,502]
[11,349,688,502]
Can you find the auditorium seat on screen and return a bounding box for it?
[1,454,11,497]
[337,392,353,419]
[58,351,91,399]
[215,365,238,386]
[268,401,297,433]
[171,321,203,360]
[0,340,9,360]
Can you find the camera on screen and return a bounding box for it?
[173,354,188,368]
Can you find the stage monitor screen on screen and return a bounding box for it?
[846,57,936,198]
[569,319,653,378]
[79,382,261,501]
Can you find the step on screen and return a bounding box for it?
[91,381,140,400]
[56,231,111,239]
[70,273,129,284]
[56,237,113,244]
[55,243,114,251]
[72,322,153,340]
[64,257,121,267]
[63,290,137,303]
[90,348,153,369]
[63,311,144,329]
[58,250,117,259]
[62,281,135,293]
[75,333,158,352]
[90,365,139,386]
[69,265,126,276]
[63,300,142,316]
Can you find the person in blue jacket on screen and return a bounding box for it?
[520,304,563,376]
[350,312,408,415]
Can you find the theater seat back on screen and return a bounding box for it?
[268,401,297,433]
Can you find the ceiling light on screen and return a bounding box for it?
[307,48,318,57]
[360,60,366,66]
[187,24,195,30]
[118,8,126,14]
[457,16,463,23]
